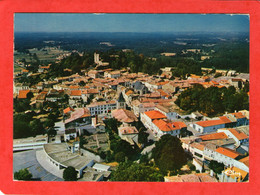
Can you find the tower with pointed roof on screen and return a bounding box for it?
[117,92,126,109]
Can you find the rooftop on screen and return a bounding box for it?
[239,156,249,167]
[215,147,241,159]
[44,143,93,170]
[65,108,91,124]
[153,119,187,132]
[18,90,30,99]
[165,173,217,182]
[228,128,248,140]
[200,132,228,141]
[196,120,222,127]
[112,109,138,123]
[144,110,167,120]
[118,126,138,135]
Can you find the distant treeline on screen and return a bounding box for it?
[14,32,249,73]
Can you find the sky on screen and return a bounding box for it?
[14,13,249,33]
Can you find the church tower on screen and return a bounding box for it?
[117,92,126,109]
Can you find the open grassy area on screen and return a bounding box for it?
[14,47,70,63]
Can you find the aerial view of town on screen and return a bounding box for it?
[13,14,249,182]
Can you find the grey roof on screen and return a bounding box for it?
[235,126,249,136]
[92,163,110,171]
[203,138,236,147]
[133,81,145,90]
[117,92,125,102]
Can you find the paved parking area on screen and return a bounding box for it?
[13,150,63,181]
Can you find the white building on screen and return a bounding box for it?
[217,128,249,147]
[152,119,187,138]
[87,100,117,116]
[141,110,167,131]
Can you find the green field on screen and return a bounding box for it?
[14,47,70,64]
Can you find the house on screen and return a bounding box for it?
[188,142,205,160]
[141,110,167,131]
[92,163,111,172]
[132,81,149,95]
[64,107,91,129]
[152,119,187,138]
[46,89,64,102]
[70,90,82,99]
[64,129,77,141]
[217,128,248,147]
[164,173,217,182]
[215,147,243,167]
[111,109,138,126]
[13,83,29,94]
[225,112,249,127]
[118,126,139,146]
[132,100,156,117]
[88,70,100,79]
[82,89,99,102]
[219,166,248,182]
[87,101,117,116]
[63,107,75,115]
[30,92,46,109]
[17,89,30,99]
[155,102,181,120]
[192,116,232,134]
[199,132,236,150]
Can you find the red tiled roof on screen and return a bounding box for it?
[82,89,99,94]
[69,85,79,89]
[219,116,232,124]
[63,107,75,114]
[215,147,241,159]
[144,110,167,120]
[153,119,186,132]
[228,129,248,140]
[200,132,228,141]
[156,81,169,86]
[211,81,219,85]
[65,108,90,124]
[239,156,249,167]
[125,90,134,96]
[190,142,205,151]
[18,90,30,99]
[196,119,225,127]
[70,90,82,96]
[231,112,246,119]
[112,109,138,123]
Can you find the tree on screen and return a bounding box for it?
[30,119,45,137]
[43,118,55,129]
[79,81,86,86]
[115,152,126,162]
[138,127,149,145]
[238,81,242,90]
[208,160,225,174]
[47,127,57,137]
[110,162,164,182]
[152,134,187,174]
[110,139,135,159]
[26,91,34,100]
[14,168,32,181]
[63,166,77,181]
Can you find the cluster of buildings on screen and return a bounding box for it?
[13,52,249,182]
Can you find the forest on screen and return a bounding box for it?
[175,84,249,116]
[14,32,249,73]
